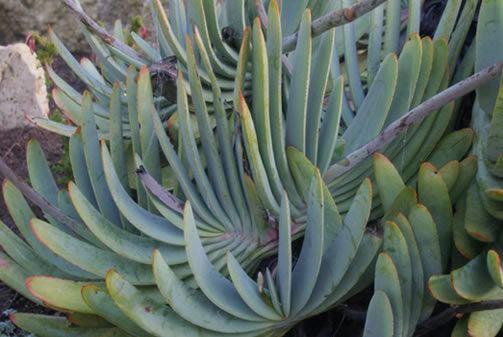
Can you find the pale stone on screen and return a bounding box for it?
[0,43,49,130]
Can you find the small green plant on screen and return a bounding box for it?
[26,32,57,65]
[47,109,73,186]
[128,15,147,45]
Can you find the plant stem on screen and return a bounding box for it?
[0,156,82,233]
[282,0,387,53]
[323,61,503,183]
[136,166,184,213]
[255,0,269,27]
[62,0,144,63]
[415,300,503,337]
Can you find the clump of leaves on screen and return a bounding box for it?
[126,15,148,46]
[130,15,144,35]
[26,32,57,65]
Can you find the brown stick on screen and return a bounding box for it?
[323,61,503,182]
[415,300,503,337]
[282,0,387,52]
[0,156,81,233]
[255,0,269,27]
[62,0,144,63]
[136,166,184,214]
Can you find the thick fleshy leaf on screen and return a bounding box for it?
[69,182,186,265]
[11,313,130,337]
[305,29,335,163]
[384,187,418,220]
[418,162,453,269]
[30,219,153,285]
[487,249,503,288]
[315,232,382,314]
[0,252,41,304]
[82,285,156,337]
[475,0,503,113]
[286,9,312,153]
[452,317,470,337]
[302,179,371,316]
[373,153,405,212]
[428,274,469,305]
[450,156,477,203]
[290,171,325,314]
[267,0,305,209]
[317,76,344,174]
[451,253,498,301]
[286,147,343,243]
[411,37,434,107]
[465,182,500,242]
[434,0,462,40]
[383,222,412,337]
[193,24,251,228]
[438,161,460,192]
[153,251,271,333]
[374,253,403,337]
[184,38,238,227]
[0,219,61,276]
[487,76,503,162]
[184,203,263,321]
[393,213,424,335]
[362,291,394,337]
[238,94,280,214]
[80,92,122,224]
[227,252,282,320]
[408,204,442,317]
[2,181,95,279]
[384,34,423,126]
[343,55,398,154]
[277,192,292,317]
[106,270,260,337]
[468,309,503,337]
[250,19,285,206]
[67,313,112,328]
[384,0,401,54]
[342,0,364,108]
[453,197,483,259]
[26,276,94,314]
[101,143,185,245]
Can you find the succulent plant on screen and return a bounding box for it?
[424,1,503,335]
[41,0,480,218]
[0,0,502,336]
[363,153,475,337]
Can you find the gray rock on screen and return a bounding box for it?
[0,0,147,51]
[0,43,49,130]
